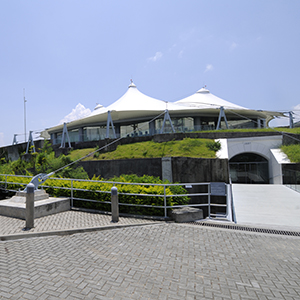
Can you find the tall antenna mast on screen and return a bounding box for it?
[24,88,27,142]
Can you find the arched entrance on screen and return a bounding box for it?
[229,152,269,184]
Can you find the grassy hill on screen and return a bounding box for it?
[0,138,221,178]
[70,138,221,161]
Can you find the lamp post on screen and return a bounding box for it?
[24,88,27,142]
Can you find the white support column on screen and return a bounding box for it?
[216,106,229,130]
[78,127,84,142]
[60,122,71,148]
[160,110,175,134]
[25,131,35,154]
[149,120,156,135]
[289,111,294,129]
[106,111,116,139]
[257,118,261,128]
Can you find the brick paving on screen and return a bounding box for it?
[0,216,300,299]
[0,210,159,237]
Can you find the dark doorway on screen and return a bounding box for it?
[229,152,269,184]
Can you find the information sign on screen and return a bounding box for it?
[210,182,226,196]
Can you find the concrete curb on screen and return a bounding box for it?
[0,222,164,242]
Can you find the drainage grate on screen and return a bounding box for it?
[187,221,300,237]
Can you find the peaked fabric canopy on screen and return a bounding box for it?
[175,87,246,110]
[46,82,284,135]
[90,82,183,117]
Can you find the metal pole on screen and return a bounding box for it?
[25,182,35,229]
[5,175,7,190]
[208,183,211,219]
[289,111,294,129]
[71,180,73,207]
[111,186,119,222]
[164,185,167,218]
[24,88,27,142]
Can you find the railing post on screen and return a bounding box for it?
[25,183,35,229]
[111,186,119,222]
[71,179,73,207]
[229,180,236,223]
[164,185,167,218]
[208,183,211,219]
[5,174,7,190]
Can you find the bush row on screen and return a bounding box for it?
[0,174,189,216]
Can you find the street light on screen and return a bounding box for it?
[24,88,27,142]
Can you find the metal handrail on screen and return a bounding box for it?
[229,177,237,223]
[0,174,229,219]
[283,169,300,193]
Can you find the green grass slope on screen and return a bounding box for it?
[70,138,221,161]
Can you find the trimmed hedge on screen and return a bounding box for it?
[0,174,189,216]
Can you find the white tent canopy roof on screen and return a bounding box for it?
[89,81,183,117]
[175,87,247,110]
[46,82,283,134]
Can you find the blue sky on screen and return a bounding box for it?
[1,0,300,146]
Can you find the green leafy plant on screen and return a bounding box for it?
[0,174,190,217]
[0,142,89,179]
[281,144,300,163]
[206,140,221,152]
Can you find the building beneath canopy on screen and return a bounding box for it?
[46,82,284,146]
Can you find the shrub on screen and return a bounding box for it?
[0,174,190,217]
[206,140,221,152]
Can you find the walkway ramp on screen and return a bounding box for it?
[232,184,300,230]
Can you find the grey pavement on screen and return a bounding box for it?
[0,209,300,299]
[0,210,159,239]
[232,184,300,230]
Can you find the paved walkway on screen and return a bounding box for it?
[232,184,300,230]
[0,210,159,239]
[0,210,300,299]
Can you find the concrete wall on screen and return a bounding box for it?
[218,135,284,184]
[282,163,300,184]
[282,133,300,145]
[171,157,229,183]
[79,157,229,183]
[224,135,283,160]
[0,140,45,162]
[269,149,291,184]
[79,158,162,180]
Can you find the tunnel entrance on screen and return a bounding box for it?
[229,152,269,184]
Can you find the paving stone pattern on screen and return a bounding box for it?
[0,210,158,236]
[1,223,300,299]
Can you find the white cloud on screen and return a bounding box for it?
[230,42,238,51]
[168,44,177,52]
[178,50,184,58]
[147,51,163,62]
[204,64,214,73]
[59,103,91,124]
